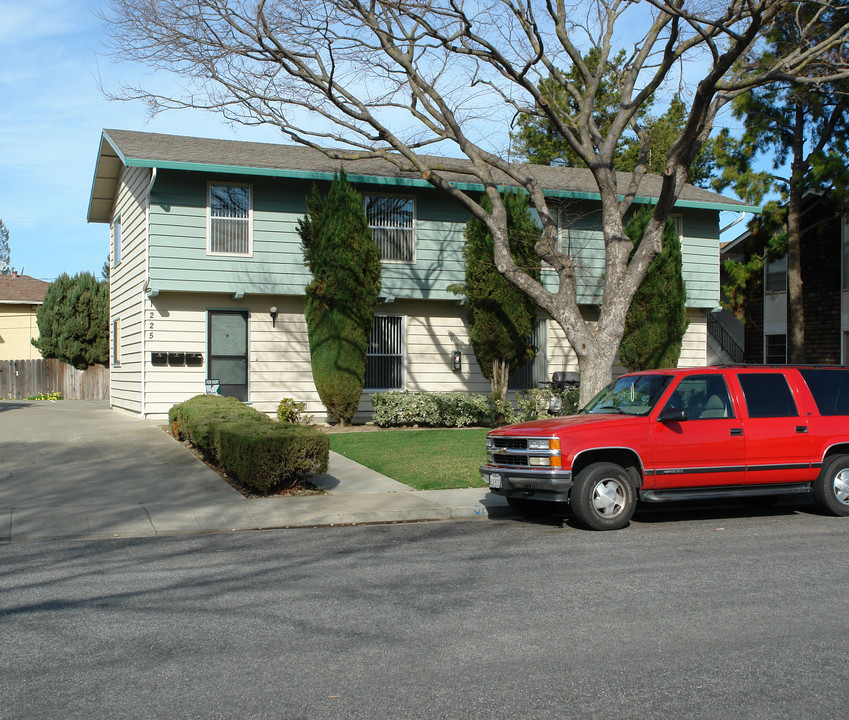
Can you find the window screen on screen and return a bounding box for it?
[209,184,251,254]
[365,196,415,262]
[364,316,404,389]
[736,373,798,418]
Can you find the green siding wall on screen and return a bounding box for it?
[148,170,720,308]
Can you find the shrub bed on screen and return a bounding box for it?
[371,391,512,428]
[169,395,329,493]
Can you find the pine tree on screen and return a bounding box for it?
[618,207,689,371]
[298,172,382,425]
[32,272,109,369]
[712,3,849,362]
[457,192,541,400]
[0,220,11,275]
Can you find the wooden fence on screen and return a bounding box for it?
[0,359,109,400]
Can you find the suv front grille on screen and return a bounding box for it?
[491,438,528,450]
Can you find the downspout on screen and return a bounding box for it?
[140,167,157,419]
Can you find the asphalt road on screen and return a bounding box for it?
[2,505,848,719]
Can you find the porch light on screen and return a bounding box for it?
[270,306,278,328]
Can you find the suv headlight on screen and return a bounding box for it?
[527,438,552,450]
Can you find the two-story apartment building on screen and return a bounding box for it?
[88,129,754,421]
[721,194,849,364]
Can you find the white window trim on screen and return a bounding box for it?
[365,193,416,264]
[207,181,253,257]
[112,318,121,367]
[112,215,122,267]
[764,254,788,295]
[364,314,406,391]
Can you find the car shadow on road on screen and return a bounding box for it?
[0,402,34,413]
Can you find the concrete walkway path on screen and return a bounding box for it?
[0,400,509,542]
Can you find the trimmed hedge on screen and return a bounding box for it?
[169,395,329,493]
[371,391,512,428]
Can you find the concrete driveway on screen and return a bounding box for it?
[0,400,506,541]
[0,400,240,509]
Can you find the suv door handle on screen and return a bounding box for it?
[796,426,808,434]
[730,428,743,436]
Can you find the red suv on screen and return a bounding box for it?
[481,366,849,530]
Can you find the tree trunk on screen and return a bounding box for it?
[787,102,806,364]
[491,358,510,401]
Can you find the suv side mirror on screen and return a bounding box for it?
[658,406,687,423]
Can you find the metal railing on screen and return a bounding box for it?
[707,313,744,363]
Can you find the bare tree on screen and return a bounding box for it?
[102,0,849,403]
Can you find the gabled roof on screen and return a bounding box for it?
[88,128,759,223]
[0,273,49,304]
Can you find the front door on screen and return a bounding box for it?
[208,310,248,401]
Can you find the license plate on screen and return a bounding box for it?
[488,473,502,489]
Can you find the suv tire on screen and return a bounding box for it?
[571,462,636,531]
[813,454,849,517]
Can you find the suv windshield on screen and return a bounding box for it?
[581,374,673,416]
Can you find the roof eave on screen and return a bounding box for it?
[122,156,759,212]
[87,131,128,224]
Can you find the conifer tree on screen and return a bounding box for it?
[298,172,382,425]
[0,220,11,275]
[457,192,541,399]
[32,272,109,368]
[618,208,689,371]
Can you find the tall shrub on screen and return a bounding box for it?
[618,207,688,371]
[298,172,382,425]
[456,192,541,399]
[32,272,109,369]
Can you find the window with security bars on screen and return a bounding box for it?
[508,320,547,390]
[365,195,415,262]
[364,316,404,389]
[209,184,252,255]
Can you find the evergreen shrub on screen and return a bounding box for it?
[372,391,512,428]
[168,395,329,493]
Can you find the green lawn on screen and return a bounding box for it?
[328,427,490,490]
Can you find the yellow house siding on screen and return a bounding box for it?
[0,304,43,360]
[110,166,152,416]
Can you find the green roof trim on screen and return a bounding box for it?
[123,156,761,213]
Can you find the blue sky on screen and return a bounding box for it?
[0,0,753,283]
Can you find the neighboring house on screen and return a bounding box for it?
[0,272,49,361]
[87,129,754,421]
[720,194,848,364]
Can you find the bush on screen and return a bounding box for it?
[169,395,328,493]
[515,387,580,422]
[371,391,512,428]
[277,397,313,425]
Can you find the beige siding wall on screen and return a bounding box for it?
[142,294,497,421]
[0,304,43,360]
[678,309,708,367]
[139,295,711,421]
[110,166,151,416]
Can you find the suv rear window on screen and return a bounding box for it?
[737,373,798,418]
[799,368,849,416]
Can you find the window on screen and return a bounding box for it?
[736,373,798,418]
[112,318,120,366]
[664,375,733,419]
[799,368,849,416]
[208,184,252,255]
[208,311,249,401]
[765,334,786,364]
[365,195,415,262]
[509,320,547,390]
[765,256,787,293]
[112,216,122,267]
[842,235,849,290]
[364,316,404,389]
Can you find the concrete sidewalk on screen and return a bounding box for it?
[0,400,510,542]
